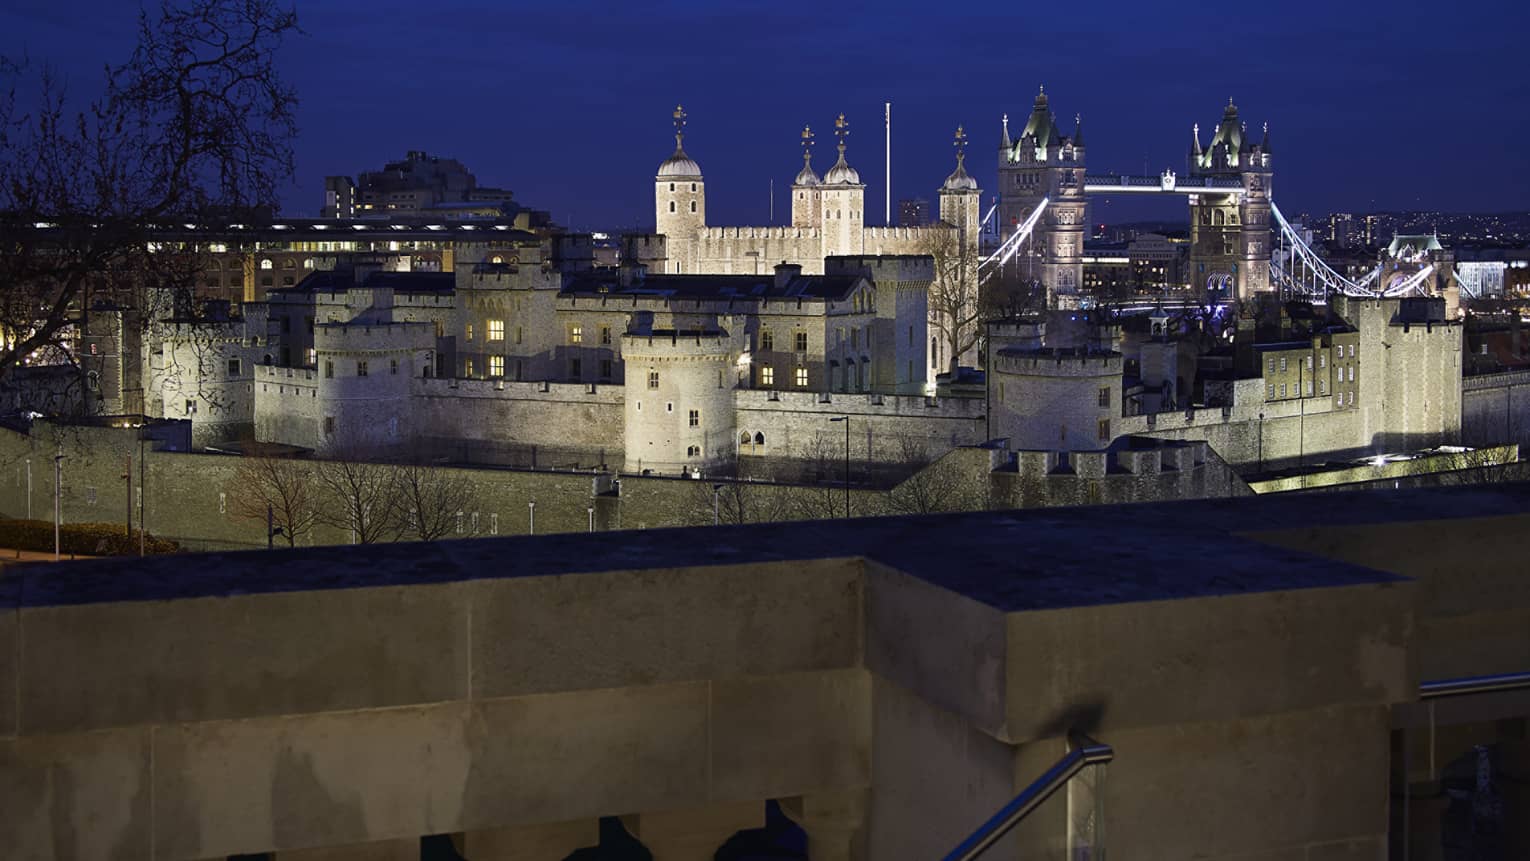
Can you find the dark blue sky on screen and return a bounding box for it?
[3,1,1526,227]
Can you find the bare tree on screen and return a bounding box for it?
[923,229,983,375]
[686,474,794,527]
[392,461,477,541]
[0,0,299,395]
[229,451,316,546]
[313,457,399,545]
[882,436,965,515]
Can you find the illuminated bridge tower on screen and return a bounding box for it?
[996,87,1087,309]
[1188,100,1273,301]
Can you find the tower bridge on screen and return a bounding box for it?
[984,89,1437,308]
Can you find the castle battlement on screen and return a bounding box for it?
[699,225,819,241]
[733,388,983,419]
[417,376,624,403]
[621,331,737,360]
[992,350,1122,377]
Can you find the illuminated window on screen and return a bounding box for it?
[570,326,583,344]
[466,323,474,341]
[795,367,808,387]
[648,370,659,389]
[489,355,504,377]
[465,358,475,376]
[260,259,273,270]
[1279,357,1287,371]
[688,409,699,427]
[306,348,316,366]
[487,320,504,341]
[761,366,774,386]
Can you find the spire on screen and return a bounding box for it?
[1000,113,1012,150]
[793,124,820,187]
[1073,113,1084,148]
[1192,123,1203,157]
[1261,121,1272,154]
[943,124,978,192]
[1034,84,1048,110]
[823,113,861,184]
[672,104,687,155]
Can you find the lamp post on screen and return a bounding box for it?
[53,447,63,561]
[829,416,850,518]
[528,501,536,535]
[712,483,723,526]
[587,505,595,533]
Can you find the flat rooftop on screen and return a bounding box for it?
[11,483,1527,614]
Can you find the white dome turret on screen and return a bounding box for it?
[823,112,862,185]
[656,104,703,178]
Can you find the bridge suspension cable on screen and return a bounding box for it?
[979,198,1048,278]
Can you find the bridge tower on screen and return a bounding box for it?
[1187,100,1273,301]
[996,87,1087,309]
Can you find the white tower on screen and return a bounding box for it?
[790,125,822,229]
[655,105,705,274]
[820,113,865,259]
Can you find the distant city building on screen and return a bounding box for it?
[897,197,929,227]
[322,150,520,218]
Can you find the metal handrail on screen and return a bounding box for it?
[1420,671,1530,699]
[941,734,1113,861]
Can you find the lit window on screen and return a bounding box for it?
[465,358,475,376]
[1348,391,1354,405]
[466,323,474,341]
[1279,383,1286,397]
[489,355,504,377]
[689,409,700,427]
[761,366,774,386]
[306,348,316,366]
[487,320,504,341]
[1279,357,1287,371]
[260,259,273,270]
[648,370,659,389]
[571,325,583,344]
[795,367,808,387]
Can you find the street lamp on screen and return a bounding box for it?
[587,505,595,533]
[528,500,536,535]
[712,483,723,526]
[53,447,63,561]
[829,416,850,518]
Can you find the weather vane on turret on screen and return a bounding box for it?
[953,125,968,167]
[834,113,849,157]
[801,125,814,164]
[672,104,687,151]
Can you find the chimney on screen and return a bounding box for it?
[774,262,802,289]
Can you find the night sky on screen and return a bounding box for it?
[3,0,1526,228]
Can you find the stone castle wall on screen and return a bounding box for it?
[1461,370,1530,448]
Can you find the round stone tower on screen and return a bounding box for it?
[654,105,705,274]
[622,325,739,475]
